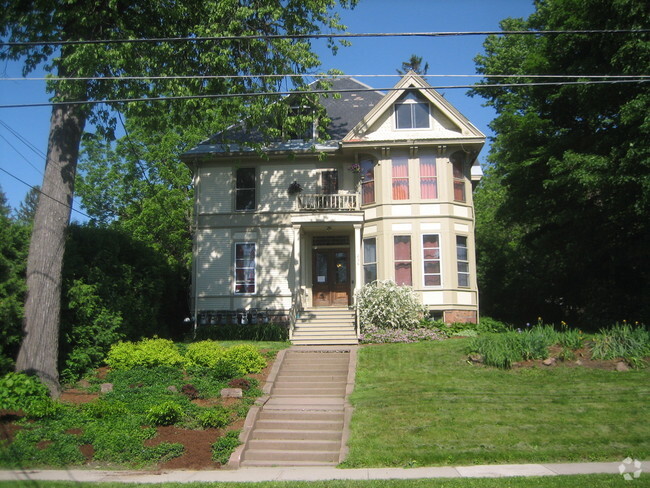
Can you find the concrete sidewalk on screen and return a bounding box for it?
[1,461,647,483]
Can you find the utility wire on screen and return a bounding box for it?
[1,79,648,110]
[2,29,649,47]
[0,165,90,219]
[2,73,648,82]
[0,126,44,176]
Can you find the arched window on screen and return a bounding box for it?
[360,157,376,205]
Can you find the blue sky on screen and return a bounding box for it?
[0,0,534,215]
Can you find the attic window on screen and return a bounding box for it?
[395,91,429,129]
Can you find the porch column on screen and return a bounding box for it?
[353,224,362,302]
[292,224,301,299]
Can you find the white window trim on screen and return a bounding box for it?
[422,233,443,288]
[234,242,256,295]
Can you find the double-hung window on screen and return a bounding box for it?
[419,155,437,199]
[234,243,256,294]
[392,155,410,200]
[456,236,469,287]
[422,234,441,286]
[363,238,377,284]
[235,167,256,211]
[361,158,375,205]
[451,153,466,202]
[394,235,412,286]
[395,92,430,129]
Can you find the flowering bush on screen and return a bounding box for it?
[360,324,445,344]
[356,281,427,331]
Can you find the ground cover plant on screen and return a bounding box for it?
[0,339,288,469]
[0,474,641,487]
[344,339,649,468]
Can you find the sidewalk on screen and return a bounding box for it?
[1,461,647,483]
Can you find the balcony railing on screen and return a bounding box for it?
[297,193,359,211]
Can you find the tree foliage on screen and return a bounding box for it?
[472,0,650,326]
[1,0,358,395]
[397,54,429,75]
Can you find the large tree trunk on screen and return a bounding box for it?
[16,103,86,398]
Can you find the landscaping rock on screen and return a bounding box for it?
[220,388,243,398]
[468,353,484,364]
[167,385,179,393]
[100,383,113,394]
[616,361,630,372]
[542,358,556,366]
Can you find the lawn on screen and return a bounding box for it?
[344,339,649,467]
[0,474,645,488]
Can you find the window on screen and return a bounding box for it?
[392,155,410,200]
[393,235,412,286]
[451,152,466,202]
[363,238,377,284]
[235,167,256,210]
[422,234,441,286]
[321,170,338,194]
[456,236,469,287]
[419,155,437,199]
[361,158,375,204]
[395,92,430,129]
[234,243,256,294]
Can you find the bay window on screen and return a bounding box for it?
[393,235,412,286]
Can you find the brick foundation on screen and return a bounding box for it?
[444,310,477,324]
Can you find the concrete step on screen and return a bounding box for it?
[240,459,336,467]
[272,387,346,397]
[253,419,344,431]
[272,374,347,383]
[279,365,349,373]
[258,410,343,422]
[251,428,342,441]
[273,380,347,389]
[291,338,359,345]
[276,369,348,377]
[243,449,339,463]
[247,439,341,451]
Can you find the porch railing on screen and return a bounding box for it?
[297,193,359,211]
[288,288,304,340]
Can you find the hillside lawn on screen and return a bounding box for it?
[343,339,649,467]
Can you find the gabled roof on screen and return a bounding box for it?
[344,71,484,142]
[181,77,384,158]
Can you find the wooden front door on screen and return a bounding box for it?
[312,248,350,307]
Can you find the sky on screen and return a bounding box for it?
[0,0,535,216]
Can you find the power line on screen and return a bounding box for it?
[2,29,648,47]
[2,73,648,82]
[0,166,90,219]
[0,78,648,110]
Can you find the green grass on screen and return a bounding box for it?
[344,340,649,468]
[0,474,646,488]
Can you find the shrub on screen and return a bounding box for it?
[185,340,226,368]
[146,401,184,426]
[468,333,523,369]
[194,324,289,341]
[591,323,650,367]
[212,430,241,465]
[223,345,267,374]
[360,324,445,344]
[0,372,50,413]
[198,407,230,429]
[106,338,186,370]
[519,325,556,360]
[356,281,427,331]
[82,399,129,419]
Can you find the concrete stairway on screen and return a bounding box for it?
[291,308,358,345]
[237,348,354,467]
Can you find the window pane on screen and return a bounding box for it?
[420,156,437,199]
[424,261,441,274]
[395,263,412,286]
[458,274,469,287]
[392,156,409,200]
[362,181,375,204]
[394,236,411,260]
[413,102,430,128]
[363,238,376,264]
[392,157,409,177]
[392,180,409,200]
[235,243,255,294]
[453,181,466,202]
[425,275,441,286]
[423,234,441,288]
[335,252,348,284]
[364,264,377,284]
[395,103,412,129]
[236,189,255,210]
[361,159,375,205]
[236,168,255,188]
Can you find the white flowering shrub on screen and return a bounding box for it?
[356,280,427,331]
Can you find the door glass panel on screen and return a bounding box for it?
[334,252,348,284]
[315,252,328,284]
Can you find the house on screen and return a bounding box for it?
[181,72,485,344]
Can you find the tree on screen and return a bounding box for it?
[13,186,40,225]
[1,0,357,396]
[471,0,650,326]
[397,54,429,75]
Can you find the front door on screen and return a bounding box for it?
[312,248,350,307]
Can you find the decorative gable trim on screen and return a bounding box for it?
[342,71,485,143]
